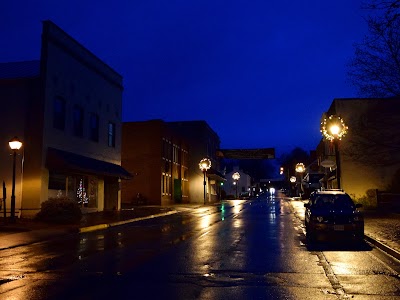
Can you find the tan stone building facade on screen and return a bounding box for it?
[0,21,130,217]
[315,97,400,205]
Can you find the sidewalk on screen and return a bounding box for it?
[362,210,400,260]
[0,201,399,262]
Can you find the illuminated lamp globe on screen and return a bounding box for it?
[199,158,211,172]
[9,136,23,150]
[232,172,240,181]
[320,115,348,141]
[295,163,305,173]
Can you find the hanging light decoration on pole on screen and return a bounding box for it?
[199,158,211,205]
[320,114,348,189]
[232,172,240,199]
[320,115,348,141]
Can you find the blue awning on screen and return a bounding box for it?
[46,147,132,180]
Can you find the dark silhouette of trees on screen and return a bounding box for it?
[221,159,276,181]
[342,99,400,167]
[278,147,310,179]
[347,0,400,97]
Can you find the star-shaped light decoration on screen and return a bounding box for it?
[320,115,348,141]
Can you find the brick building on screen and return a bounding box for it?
[121,120,225,205]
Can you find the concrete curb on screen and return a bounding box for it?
[78,210,178,233]
[364,234,400,261]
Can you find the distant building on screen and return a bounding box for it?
[0,20,131,217]
[223,167,252,198]
[121,120,225,205]
[167,121,225,204]
[315,97,400,205]
[121,120,189,205]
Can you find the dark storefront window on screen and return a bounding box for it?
[49,172,66,190]
[73,105,84,137]
[48,173,97,208]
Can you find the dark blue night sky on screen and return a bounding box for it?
[0,0,368,156]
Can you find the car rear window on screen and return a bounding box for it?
[313,194,355,208]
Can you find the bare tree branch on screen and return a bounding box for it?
[342,100,400,166]
[348,1,400,97]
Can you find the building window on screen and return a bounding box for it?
[162,172,172,195]
[89,113,99,142]
[181,150,188,168]
[48,172,66,191]
[73,105,84,137]
[53,97,66,130]
[108,122,116,147]
[173,145,179,164]
[162,138,172,161]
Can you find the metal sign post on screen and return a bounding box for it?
[3,181,6,220]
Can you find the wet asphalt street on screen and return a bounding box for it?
[0,196,399,299]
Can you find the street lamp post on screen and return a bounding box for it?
[232,172,240,199]
[295,163,305,197]
[8,137,22,222]
[289,176,296,197]
[321,115,348,189]
[199,158,211,205]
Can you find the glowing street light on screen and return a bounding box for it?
[295,163,305,174]
[199,158,211,205]
[321,115,348,141]
[9,136,22,222]
[320,115,348,189]
[232,172,240,199]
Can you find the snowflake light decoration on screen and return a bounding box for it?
[199,158,211,171]
[320,115,348,141]
[295,163,305,173]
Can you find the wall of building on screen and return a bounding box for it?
[41,21,123,164]
[121,121,163,205]
[0,77,42,216]
[123,120,219,206]
[168,121,222,204]
[223,168,252,198]
[321,97,400,202]
[37,21,124,213]
[0,21,126,217]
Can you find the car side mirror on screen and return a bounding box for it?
[304,203,310,208]
[355,203,362,208]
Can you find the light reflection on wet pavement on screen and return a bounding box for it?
[0,195,399,299]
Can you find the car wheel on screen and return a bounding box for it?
[355,231,364,243]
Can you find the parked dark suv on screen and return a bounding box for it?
[304,189,364,242]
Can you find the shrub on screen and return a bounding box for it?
[350,189,378,209]
[35,197,82,224]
